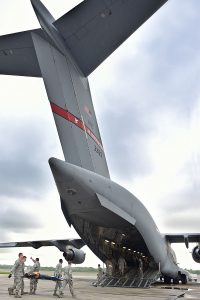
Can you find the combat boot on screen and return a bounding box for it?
[8,287,14,295]
[53,291,58,296]
[71,292,76,298]
[14,292,22,298]
[58,292,64,298]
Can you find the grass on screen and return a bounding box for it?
[0,266,97,275]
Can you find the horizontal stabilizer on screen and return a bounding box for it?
[0,238,85,251]
[54,0,168,76]
[0,1,168,77]
[0,29,45,77]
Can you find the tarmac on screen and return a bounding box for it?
[1,274,200,300]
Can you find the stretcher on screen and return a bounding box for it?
[24,272,62,281]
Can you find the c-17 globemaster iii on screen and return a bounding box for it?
[0,0,200,288]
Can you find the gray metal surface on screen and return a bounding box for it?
[0,239,85,250]
[32,31,110,177]
[54,0,168,76]
[49,157,183,278]
[0,30,42,77]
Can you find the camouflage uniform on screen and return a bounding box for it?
[97,265,103,282]
[9,259,25,298]
[21,258,27,295]
[138,258,143,278]
[118,256,127,276]
[53,262,62,296]
[21,278,25,295]
[105,259,113,276]
[58,264,74,298]
[29,261,40,294]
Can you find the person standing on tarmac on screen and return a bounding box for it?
[29,257,40,295]
[53,259,63,296]
[58,261,75,298]
[97,264,103,283]
[21,256,27,296]
[8,252,25,298]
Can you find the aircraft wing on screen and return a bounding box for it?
[0,29,43,77]
[165,234,200,248]
[54,0,168,76]
[0,238,85,251]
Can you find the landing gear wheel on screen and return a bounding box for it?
[173,278,179,284]
[164,276,171,284]
[181,274,187,284]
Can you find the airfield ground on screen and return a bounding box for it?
[1,274,200,300]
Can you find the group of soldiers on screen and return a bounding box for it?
[95,255,144,285]
[105,255,144,277]
[8,253,40,298]
[8,253,75,298]
[53,258,75,298]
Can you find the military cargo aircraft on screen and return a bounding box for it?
[0,0,200,286]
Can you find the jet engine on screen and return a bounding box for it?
[192,246,200,263]
[63,247,85,264]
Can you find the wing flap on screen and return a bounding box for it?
[54,0,168,76]
[0,29,43,77]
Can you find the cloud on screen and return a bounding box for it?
[0,115,56,199]
[0,202,42,232]
[0,199,43,242]
[163,209,200,232]
[161,176,200,216]
[98,95,155,180]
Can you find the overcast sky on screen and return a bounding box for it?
[0,0,200,270]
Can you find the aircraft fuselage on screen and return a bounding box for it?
[49,157,187,280]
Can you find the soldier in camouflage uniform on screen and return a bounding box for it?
[58,261,75,298]
[53,259,63,296]
[29,257,40,295]
[97,264,103,283]
[8,253,25,298]
[21,256,27,295]
[8,253,23,295]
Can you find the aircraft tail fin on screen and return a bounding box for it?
[0,0,168,178]
[32,32,110,178]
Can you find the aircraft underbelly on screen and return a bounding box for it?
[50,157,136,229]
[50,158,166,269]
[68,211,151,263]
[62,196,130,228]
